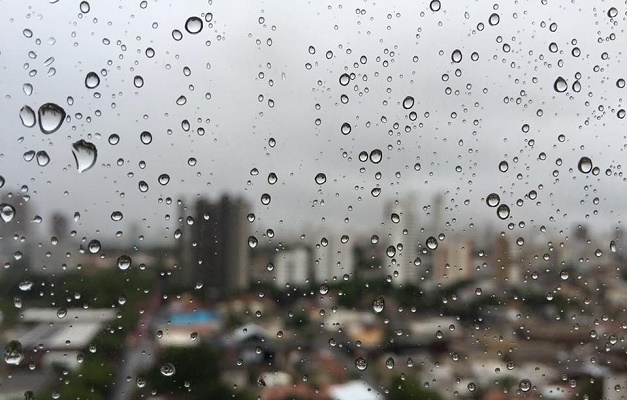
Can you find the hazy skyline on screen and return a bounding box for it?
[0,0,624,247]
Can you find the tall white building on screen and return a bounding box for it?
[274,247,310,288]
[308,230,355,284]
[385,195,419,286]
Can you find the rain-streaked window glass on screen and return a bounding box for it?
[1,1,626,400]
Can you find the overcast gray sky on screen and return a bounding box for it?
[0,0,624,247]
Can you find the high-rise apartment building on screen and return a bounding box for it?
[176,195,250,297]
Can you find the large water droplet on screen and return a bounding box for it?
[0,204,16,222]
[134,76,144,88]
[117,255,132,270]
[354,357,368,371]
[341,122,351,135]
[79,1,90,13]
[38,103,66,134]
[429,0,441,12]
[486,193,500,207]
[553,77,567,93]
[372,296,385,313]
[488,13,500,26]
[158,174,170,185]
[85,72,100,89]
[608,7,618,18]
[315,173,327,185]
[369,149,383,164]
[519,379,532,392]
[36,151,50,167]
[4,340,24,365]
[248,236,258,248]
[577,157,592,173]
[19,106,36,127]
[498,160,509,172]
[185,16,203,34]
[160,363,176,376]
[72,140,97,173]
[402,96,414,109]
[140,131,152,145]
[261,193,271,205]
[57,307,67,319]
[339,73,350,86]
[497,204,510,220]
[386,357,395,369]
[451,49,463,63]
[88,239,101,253]
[426,236,438,250]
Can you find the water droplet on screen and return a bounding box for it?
[248,236,258,248]
[429,0,441,12]
[261,193,271,205]
[57,307,67,319]
[185,16,203,34]
[0,204,16,222]
[117,255,132,270]
[608,7,618,18]
[88,239,101,253]
[315,173,327,184]
[23,83,33,96]
[497,204,510,220]
[133,75,144,88]
[72,140,97,173]
[24,150,36,162]
[319,284,329,295]
[519,379,531,392]
[35,151,50,167]
[486,193,500,207]
[610,240,617,252]
[426,236,438,250]
[372,296,385,313]
[451,49,462,63]
[498,160,509,172]
[553,77,567,93]
[560,270,569,280]
[85,72,100,89]
[386,357,395,369]
[158,174,170,185]
[38,103,66,134]
[19,281,33,291]
[341,122,352,135]
[111,211,123,221]
[4,340,24,365]
[79,1,90,13]
[136,377,146,388]
[19,106,36,127]
[369,149,383,164]
[172,29,183,41]
[577,157,592,173]
[339,73,350,86]
[140,131,152,145]
[355,357,368,371]
[138,181,149,192]
[267,172,277,184]
[488,13,500,26]
[160,363,176,377]
[402,96,414,109]
[108,134,120,145]
[176,95,187,105]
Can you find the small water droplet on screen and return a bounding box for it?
[79,1,90,13]
[429,0,441,12]
[0,204,16,222]
[38,103,66,134]
[23,83,33,96]
[4,340,24,365]
[386,357,395,369]
[341,122,352,135]
[133,75,144,88]
[372,296,385,313]
[56,307,67,319]
[261,193,271,205]
[498,160,509,172]
[85,72,100,89]
[176,95,187,105]
[577,157,592,173]
[117,255,132,270]
[319,284,329,295]
[111,211,123,221]
[72,140,97,173]
[36,151,50,167]
[610,240,617,252]
[19,106,36,127]
[315,173,327,185]
[185,16,203,34]
[248,236,258,248]
[608,7,618,18]
[172,29,183,41]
